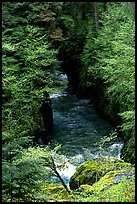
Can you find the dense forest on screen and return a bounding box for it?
[2,2,135,202]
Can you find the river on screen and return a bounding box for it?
[50,74,124,185]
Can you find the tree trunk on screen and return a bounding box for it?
[93,2,99,30]
[50,156,71,194]
[104,2,109,11]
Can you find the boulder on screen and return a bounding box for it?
[69,157,132,190]
[78,167,135,202]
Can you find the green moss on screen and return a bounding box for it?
[79,184,93,195]
[79,180,135,202]
[73,167,135,202]
[92,167,134,194]
[69,157,132,190]
[41,182,71,202]
[94,179,135,202]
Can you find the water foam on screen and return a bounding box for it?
[50,92,67,99]
[57,162,76,179]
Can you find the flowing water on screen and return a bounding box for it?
[50,74,124,185]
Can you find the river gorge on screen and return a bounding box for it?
[49,74,124,185]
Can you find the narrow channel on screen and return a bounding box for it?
[50,74,124,185]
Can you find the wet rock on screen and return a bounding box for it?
[35,129,51,145]
[39,98,53,144]
[40,99,53,134]
[33,96,53,145]
[113,168,135,184]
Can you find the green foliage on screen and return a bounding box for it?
[119,111,135,163]
[2,26,58,135]
[57,2,96,92]
[119,111,135,141]
[2,2,135,202]
[80,2,135,163]
[2,2,67,202]
[2,145,67,202]
[94,3,135,163]
[78,18,97,94]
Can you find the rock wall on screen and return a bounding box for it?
[34,97,53,145]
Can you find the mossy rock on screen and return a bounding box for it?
[69,157,132,190]
[91,167,135,202]
[96,180,135,202]
[92,167,135,194]
[78,167,135,202]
